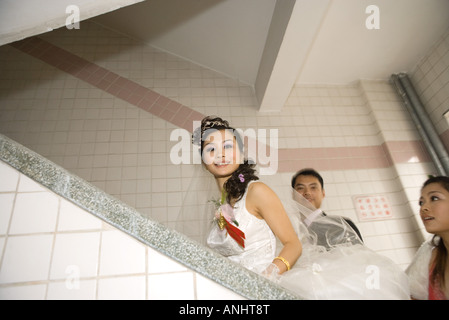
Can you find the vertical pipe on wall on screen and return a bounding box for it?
[390,73,449,176]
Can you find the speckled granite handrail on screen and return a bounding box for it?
[0,133,300,300]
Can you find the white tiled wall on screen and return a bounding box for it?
[410,27,449,136]
[283,83,380,149]
[1,20,448,276]
[0,161,244,300]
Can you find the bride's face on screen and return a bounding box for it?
[202,129,242,179]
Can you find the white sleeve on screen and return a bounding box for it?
[405,240,434,300]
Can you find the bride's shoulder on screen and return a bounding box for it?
[247,181,277,200]
[245,181,278,219]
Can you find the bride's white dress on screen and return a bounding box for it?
[207,182,277,272]
[207,182,410,300]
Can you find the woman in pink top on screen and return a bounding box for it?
[407,176,449,300]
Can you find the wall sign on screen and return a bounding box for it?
[353,194,393,221]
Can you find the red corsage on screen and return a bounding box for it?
[213,190,245,248]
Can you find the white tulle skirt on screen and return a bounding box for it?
[277,243,410,300]
[176,169,410,299]
[265,191,411,300]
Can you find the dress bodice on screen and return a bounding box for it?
[206,182,276,271]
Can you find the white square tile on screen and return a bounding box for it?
[50,232,101,280]
[148,247,187,274]
[0,162,19,192]
[0,234,53,284]
[57,199,102,231]
[98,276,146,300]
[17,174,47,192]
[195,273,246,300]
[9,192,59,234]
[0,237,5,264]
[147,272,194,300]
[0,284,47,300]
[47,279,96,300]
[99,230,146,276]
[0,193,15,235]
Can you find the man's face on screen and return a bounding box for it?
[293,175,325,209]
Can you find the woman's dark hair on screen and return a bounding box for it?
[192,116,259,204]
[422,175,449,290]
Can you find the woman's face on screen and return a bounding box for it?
[419,182,449,236]
[202,129,242,179]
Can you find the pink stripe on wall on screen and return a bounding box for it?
[385,140,431,164]
[277,141,432,172]
[278,145,391,172]
[9,36,435,173]
[9,36,204,132]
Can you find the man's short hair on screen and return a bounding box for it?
[291,168,324,189]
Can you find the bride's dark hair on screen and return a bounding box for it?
[192,116,259,204]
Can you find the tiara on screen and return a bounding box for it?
[202,117,230,130]
[192,116,231,146]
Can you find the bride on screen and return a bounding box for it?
[183,115,409,300]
